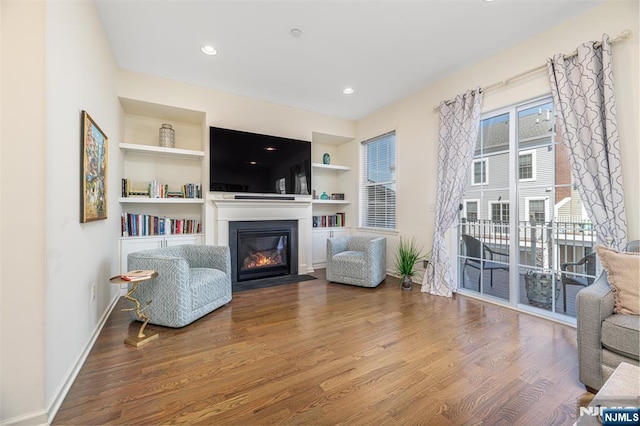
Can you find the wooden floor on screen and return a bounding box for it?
[54,270,592,425]
[460,266,579,317]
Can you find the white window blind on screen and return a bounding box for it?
[360,131,396,229]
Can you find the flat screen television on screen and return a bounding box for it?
[209,126,311,195]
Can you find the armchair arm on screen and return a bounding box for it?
[182,244,231,275]
[327,237,349,259]
[127,250,192,324]
[365,237,387,260]
[576,272,614,390]
[365,237,387,281]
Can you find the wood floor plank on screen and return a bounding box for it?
[53,271,591,425]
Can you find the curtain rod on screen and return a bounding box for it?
[433,29,633,111]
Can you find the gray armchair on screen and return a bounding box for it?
[127,244,232,328]
[326,236,386,287]
[576,240,640,391]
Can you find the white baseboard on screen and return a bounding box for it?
[45,294,121,424]
[0,409,48,426]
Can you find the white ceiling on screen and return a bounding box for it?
[95,0,603,120]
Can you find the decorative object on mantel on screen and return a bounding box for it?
[320,192,329,200]
[394,236,426,291]
[322,152,330,165]
[159,123,175,148]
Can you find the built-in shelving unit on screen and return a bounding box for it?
[312,199,350,205]
[119,142,204,160]
[118,197,205,204]
[311,133,354,268]
[118,97,206,272]
[312,163,350,171]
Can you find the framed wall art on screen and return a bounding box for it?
[81,110,108,222]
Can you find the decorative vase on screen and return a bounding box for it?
[159,123,175,148]
[524,270,560,310]
[323,153,330,165]
[320,192,329,200]
[401,275,413,291]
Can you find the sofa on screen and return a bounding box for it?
[127,244,232,328]
[576,240,640,391]
[326,236,386,287]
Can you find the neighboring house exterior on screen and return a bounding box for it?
[461,105,590,227]
[460,104,594,269]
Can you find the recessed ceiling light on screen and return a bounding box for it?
[200,45,217,56]
[290,28,302,38]
[264,147,277,151]
[249,161,258,165]
[343,87,354,95]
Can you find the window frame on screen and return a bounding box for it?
[488,201,510,223]
[518,149,537,182]
[359,130,397,231]
[471,158,488,186]
[525,197,548,225]
[463,199,480,222]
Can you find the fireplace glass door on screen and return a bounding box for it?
[237,230,290,281]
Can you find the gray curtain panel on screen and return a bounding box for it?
[423,89,483,297]
[547,34,628,250]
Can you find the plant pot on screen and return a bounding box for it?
[401,276,413,291]
[524,271,560,310]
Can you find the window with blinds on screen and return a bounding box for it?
[360,131,396,229]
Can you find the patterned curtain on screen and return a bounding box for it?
[423,89,483,297]
[547,34,628,250]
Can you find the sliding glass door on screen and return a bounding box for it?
[458,111,511,301]
[457,97,595,319]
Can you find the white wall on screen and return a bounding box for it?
[44,0,122,419]
[352,1,639,265]
[1,0,122,423]
[1,0,47,423]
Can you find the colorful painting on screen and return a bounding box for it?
[81,111,108,222]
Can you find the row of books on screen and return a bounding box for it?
[121,179,202,199]
[313,213,346,228]
[121,213,201,237]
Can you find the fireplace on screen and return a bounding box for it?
[229,220,298,283]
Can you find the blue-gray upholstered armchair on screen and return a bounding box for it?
[127,244,232,328]
[326,236,386,287]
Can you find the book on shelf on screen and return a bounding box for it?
[121,178,201,199]
[121,212,201,237]
[312,213,346,228]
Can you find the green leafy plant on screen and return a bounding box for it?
[394,236,426,279]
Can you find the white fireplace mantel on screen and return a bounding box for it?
[207,198,314,273]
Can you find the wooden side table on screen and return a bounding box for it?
[109,270,159,347]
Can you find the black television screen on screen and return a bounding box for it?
[209,127,311,195]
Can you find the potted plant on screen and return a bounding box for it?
[394,236,426,291]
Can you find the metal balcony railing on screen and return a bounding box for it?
[459,218,596,271]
